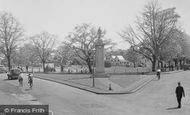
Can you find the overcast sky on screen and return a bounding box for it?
[0,0,190,49]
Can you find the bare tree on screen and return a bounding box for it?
[160,29,183,64]
[12,49,24,67]
[30,31,56,72]
[181,33,190,58]
[123,46,141,67]
[65,23,112,73]
[54,45,74,72]
[13,44,40,72]
[119,1,180,71]
[0,12,24,71]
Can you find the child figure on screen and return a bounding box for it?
[28,73,33,89]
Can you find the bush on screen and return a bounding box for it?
[105,61,111,68]
[183,64,190,71]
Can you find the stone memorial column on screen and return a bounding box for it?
[94,28,107,77]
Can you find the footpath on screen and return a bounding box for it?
[0,75,41,105]
[0,74,54,115]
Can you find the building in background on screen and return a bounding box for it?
[105,55,132,66]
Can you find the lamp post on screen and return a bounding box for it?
[92,55,95,87]
[91,49,96,87]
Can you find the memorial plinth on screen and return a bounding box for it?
[94,31,108,77]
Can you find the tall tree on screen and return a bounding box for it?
[180,33,190,58]
[0,12,24,71]
[54,45,74,72]
[30,31,56,72]
[119,1,180,71]
[123,46,140,67]
[12,49,24,67]
[13,44,40,70]
[65,23,112,73]
[160,29,183,62]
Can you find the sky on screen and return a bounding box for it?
[0,0,190,49]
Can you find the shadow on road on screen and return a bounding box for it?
[166,107,179,110]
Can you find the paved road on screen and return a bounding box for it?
[109,71,190,115]
[1,71,190,115]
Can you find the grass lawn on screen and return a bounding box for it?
[109,75,145,88]
[35,73,90,81]
[35,73,144,91]
[69,78,109,91]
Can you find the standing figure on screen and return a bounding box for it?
[18,74,23,87]
[175,82,185,108]
[28,73,33,89]
[156,68,161,80]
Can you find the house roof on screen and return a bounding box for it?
[117,55,126,61]
[111,55,116,58]
[110,55,126,61]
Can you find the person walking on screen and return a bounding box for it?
[175,82,185,108]
[156,68,161,80]
[27,73,33,89]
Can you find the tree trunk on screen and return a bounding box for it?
[183,58,186,65]
[87,62,92,74]
[61,65,64,72]
[168,61,171,71]
[86,58,92,74]
[179,59,182,69]
[7,55,11,71]
[173,59,178,70]
[161,61,163,68]
[86,58,93,74]
[133,62,136,68]
[157,61,160,68]
[42,61,46,72]
[151,55,156,72]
